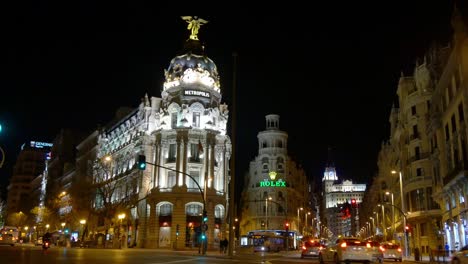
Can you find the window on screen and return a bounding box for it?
[171,112,178,128]
[459,103,465,122]
[167,171,176,187]
[416,168,422,176]
[190,143,201,162]
[168,144,176,162]
[192,112,200,128]
[411,106,417,116]
[415,146,420,159]
[412,125,419,138]
[187,170,200,189]
[160,204,172,216]
[452,115,457,133]
[186,204,202,216]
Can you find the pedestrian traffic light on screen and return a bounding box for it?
[201,234,206,240]
[176,224,180,236]
[351,199,357,208]
[137,155,146,170]
[203,210,208,222]
[285,222,289,232]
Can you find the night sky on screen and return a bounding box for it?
[0,1,464,200]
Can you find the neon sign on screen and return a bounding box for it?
[184,90,210,98]
[259,179,286,187]
[30,141,53,149]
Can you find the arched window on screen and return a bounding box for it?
[159,203,173,216]
[186,203,203,216]
[215,205,225,218]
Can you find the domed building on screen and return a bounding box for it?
[85,17,232,250]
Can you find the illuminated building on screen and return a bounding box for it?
[322,163,366,237]
[239,114,310,244]
[82,21,231,249]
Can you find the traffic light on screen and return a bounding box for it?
[137,155,146,170]
[176,224,180,236]
[201,234,206,240]
[285,222,289,232]
[203,210,208,222]
[351,199,357,208]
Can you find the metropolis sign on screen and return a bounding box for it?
[259,178,286,187]
[184,90,210,98]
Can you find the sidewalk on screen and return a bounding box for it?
[404,255,452,263]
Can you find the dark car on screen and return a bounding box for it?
[301,240,324,258]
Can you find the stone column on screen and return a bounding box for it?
[172,199,186,249]
[147,200,157,248]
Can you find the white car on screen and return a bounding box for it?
[451,245,468,264]
[319,237,382,264]
[381,242,402,262]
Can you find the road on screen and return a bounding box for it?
[0,244,428,264]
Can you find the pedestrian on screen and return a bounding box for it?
[223,238,228,254]
[219,238,224,254]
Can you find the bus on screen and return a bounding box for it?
[0,226,19,243]
[242,230,297,252]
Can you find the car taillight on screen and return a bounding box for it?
[302,246,306,250]
[319,246,324,250]
[398,248,402,252]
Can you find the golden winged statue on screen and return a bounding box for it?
[181,16,208,40]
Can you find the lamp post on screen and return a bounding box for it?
[297,207,303,234]
[118,213,126,249]
[378,204,386,239]
[79,219,86,242]
[305,212,311,236]
[369,217,375,238]
[392,170,409,257]
[386,191,395,237]
[265,196,272,230]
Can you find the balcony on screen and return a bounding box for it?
[443,160,468,185]
[408,152,430,163]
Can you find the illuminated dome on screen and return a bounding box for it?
[163,40,220,93]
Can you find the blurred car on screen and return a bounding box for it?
[451,245,468,264]
[381,242,402,262]
[364,240,384,263]
[319,237,382,264]
[0,233,15,246]
[35,237,43,246]
[301,240,325,258]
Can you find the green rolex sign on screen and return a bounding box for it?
[260,179,286,187]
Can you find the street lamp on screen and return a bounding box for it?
[392,170,409,257]
[297,207,303,233]
[45,224,50,230]
[386,191,395,236]
[118,213,126,249]
[305,212,311,236]
[79,219,86,241]
[369,217,375,237]
[265,197,272,230]
[378,204,386,238]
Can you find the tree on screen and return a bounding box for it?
[70,159,140,247]
[7,211,27,227]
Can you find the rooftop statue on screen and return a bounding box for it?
[181,16,208,40]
